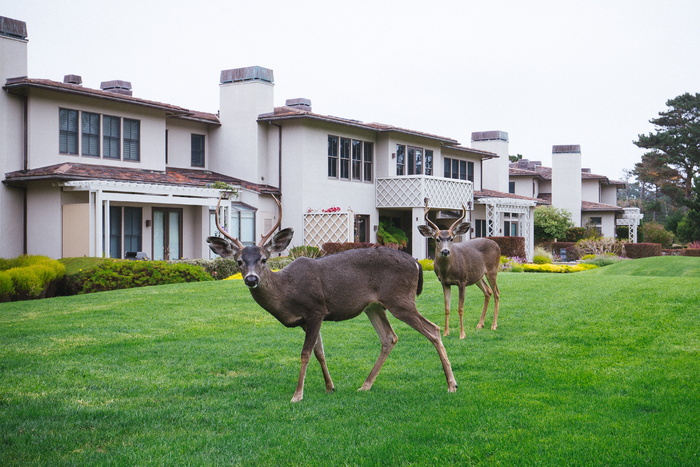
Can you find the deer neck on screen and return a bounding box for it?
[248,270,305,328]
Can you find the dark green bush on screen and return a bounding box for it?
[175,257,239,280]
[73,260,213,294]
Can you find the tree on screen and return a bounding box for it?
[676,176,700,242]
[533,206,573,241]
[634,93,700,201]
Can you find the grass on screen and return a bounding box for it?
[1,256,698,465]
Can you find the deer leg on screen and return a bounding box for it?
[475,279,493,330]
[489,277,500,330]
[292,321,323,403]
[313,333,335,394]
[359,304,398,391]
[387,302,457,393]
[442,283,452,336]
[457,285,466,339]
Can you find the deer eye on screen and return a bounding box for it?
[261,258,267,265]
[236,260,243,266]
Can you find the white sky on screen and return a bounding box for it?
[5,0,700,181]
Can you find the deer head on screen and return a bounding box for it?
[418,205,471,257]
[206,193,292,288]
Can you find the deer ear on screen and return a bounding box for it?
[453,222,471,236]
[207,236,240,258]
[265,228,294,253]
[417,224,436,238]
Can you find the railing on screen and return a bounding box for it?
[375,176,474,209]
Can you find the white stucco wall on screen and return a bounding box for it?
[551,150,582,226]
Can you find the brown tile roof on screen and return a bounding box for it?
[581,200,623,212]
[258,105,463,146]
[3,77,220,124]
[3,163,278,194]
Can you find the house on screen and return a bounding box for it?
[508,147,643,241]
[1,15,544,262]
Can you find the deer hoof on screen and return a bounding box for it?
[290,394,303,403]
[326,387,336,394]
[448,383,458,393]
[476,323,484,330]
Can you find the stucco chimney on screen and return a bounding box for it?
[471,130,509,192]
[100,80,132,96]
[285,98,312,112]
[551,145,582,227]
[0,16,27,40]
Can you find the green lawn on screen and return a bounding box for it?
[1,256,698,465]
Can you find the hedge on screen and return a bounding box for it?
[683,248,700,257]
[623,243,662,259]
[487,236,526,259]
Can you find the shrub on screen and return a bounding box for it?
[175,257,239,280]
[564,227,587,242]
[289,245,323,259]
[487,236,526,259]
[418,259,434,271]
[623,243,662,259]
[376,221,408,248]
[683,249,700,257]
[532,246,553,264]
[640,222,675,248]
[0,255,66,301]
[533,205,573,241]
[0,271,14,302]
[580,254,625,267]
[575,237,624,256]
[522,263,598,273]
[500,256,524,272]
[73,260,213,294]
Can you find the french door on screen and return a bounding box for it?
[153,208,182,260]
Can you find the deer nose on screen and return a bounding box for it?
[440,249,450,257]
[244,274,260,288]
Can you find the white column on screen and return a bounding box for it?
[411,206,428,258]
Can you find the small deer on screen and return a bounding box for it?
[207,195,457,402]
[418,205,501,338]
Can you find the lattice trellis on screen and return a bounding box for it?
[303,211,354,247]
[481,197,536,261]
[376,176,474,209]
[616,207,644,243]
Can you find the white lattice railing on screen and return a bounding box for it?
[617,207,644,243]
[303,211,354,247]
[375,176,474,209]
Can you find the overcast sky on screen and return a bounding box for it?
[5,0,699,181]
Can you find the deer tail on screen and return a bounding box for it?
[416,260,424,296]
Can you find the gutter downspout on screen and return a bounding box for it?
[22,94,28,254]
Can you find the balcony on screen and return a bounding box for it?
[375,176,474,209]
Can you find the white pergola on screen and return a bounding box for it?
[616,207,644,243]
[479,197,537,261]
[60,180,232,257]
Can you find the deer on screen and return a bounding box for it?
[418,204,501,338]
[206,194,457,402]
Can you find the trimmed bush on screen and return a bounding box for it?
[73,260,213,294]
[623,243,662,259]
[175,257,239,280]
[0,271,14,302]
[0,255,66,301]
[683,248,700,257]
[487,236,525,259]
[522,263,598,273]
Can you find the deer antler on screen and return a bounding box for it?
[258,194,282,246]
[423,203,440,233]
[447,204,468,236]
[215,192,244,250]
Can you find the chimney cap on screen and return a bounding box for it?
[100,80,132,96]
[285,98,312,111]
[220,66,274,84]
[0,16,27,40]
[63,74,82,85]
[471,130,509,142]
[553,144,581,153]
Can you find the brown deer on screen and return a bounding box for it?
[207,194,457,402]
[418,205,501,338]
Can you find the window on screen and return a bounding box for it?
[191,134,205,167]
[444,158,474,182]
[396,145,433,176]
[327,135,339,177]
[59,109,79,154]
[509,181,516,194]
[103,116,121,159]
[108,206,142,259]
[474,219,487,238]
[328,135,373,182]
[81,112,100,156]
[363,142,373,182]
[123,118,140,161]
[339,137,350,179]
[352,140,362,180]
[504,213,519,237]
